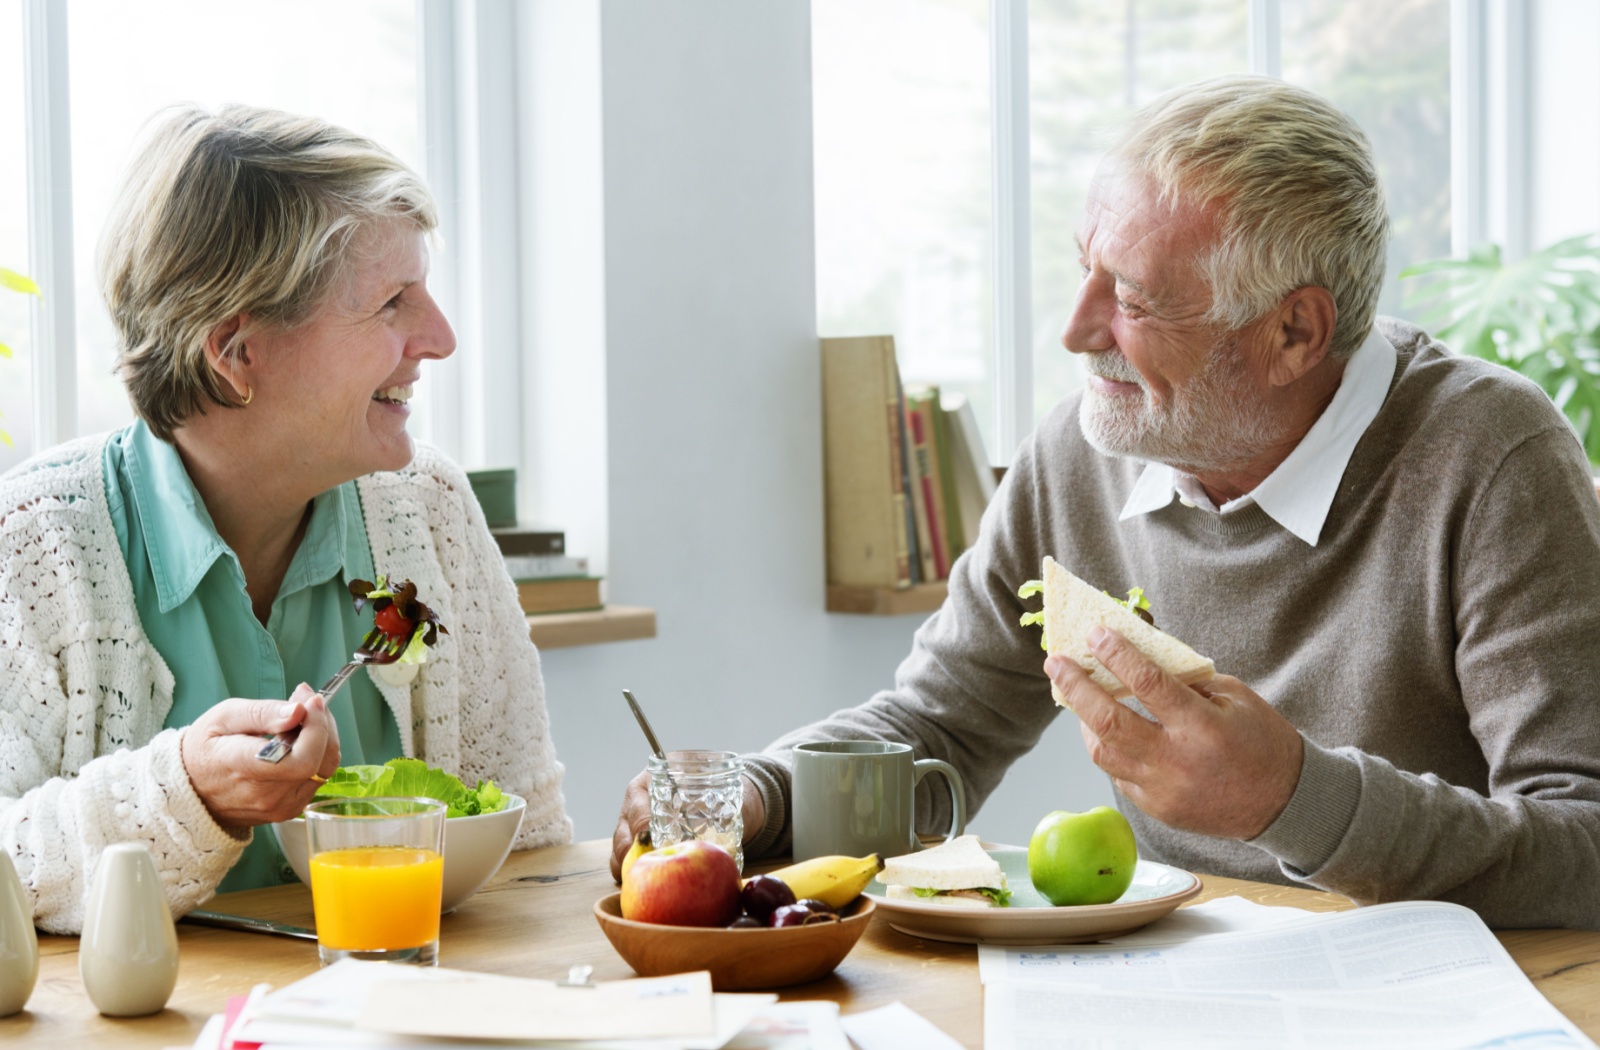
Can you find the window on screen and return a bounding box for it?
[1,0,420,475]
[0,3,31,464]
[814,0,1555,464]
[65,0,419,452]
[812,0,995,450]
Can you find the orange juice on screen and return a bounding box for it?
[309,845,443,951]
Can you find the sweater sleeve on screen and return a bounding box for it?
[0,447,246,934]
[1251,426,1600,929]
[744,446,1062,860]
[1,690,246,934]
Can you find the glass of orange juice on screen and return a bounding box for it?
[304,797,446,967]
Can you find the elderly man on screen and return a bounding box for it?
[614,76,1600,928]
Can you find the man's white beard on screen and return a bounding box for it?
[1077,337,1285,474]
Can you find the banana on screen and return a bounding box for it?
[764,853,884,910]
[619,829,652,886]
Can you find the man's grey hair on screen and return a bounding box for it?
[99,104,438,441]
[1108,75,1390,360]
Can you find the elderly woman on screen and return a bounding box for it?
[0,105,570,933]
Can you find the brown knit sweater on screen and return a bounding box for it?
[746,319,1600,929]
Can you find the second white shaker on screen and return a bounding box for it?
[79,843,179,1017]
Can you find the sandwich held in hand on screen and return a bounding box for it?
[878,834,1011,908]
[1019,556,1214,703]
[1028,807,1138,906]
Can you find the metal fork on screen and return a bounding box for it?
[255,626,406,763]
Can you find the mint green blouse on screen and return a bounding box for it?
[102,420,403,892]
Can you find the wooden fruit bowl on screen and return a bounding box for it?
[593,893,875,990]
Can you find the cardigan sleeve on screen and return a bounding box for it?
[0,450,246,932]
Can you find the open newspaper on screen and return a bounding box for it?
[978,900,1595,1049]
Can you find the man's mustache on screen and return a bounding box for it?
[1083,352,1142,385]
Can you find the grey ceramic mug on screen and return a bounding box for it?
[790,741,966,861]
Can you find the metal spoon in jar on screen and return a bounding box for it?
[621,689,693,843]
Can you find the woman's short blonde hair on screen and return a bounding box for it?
[99,104,438,440]
[1109,75,1389,360]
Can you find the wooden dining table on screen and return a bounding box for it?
[7,838,1600,1049]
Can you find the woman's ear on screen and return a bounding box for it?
[203,315,252,402]
[1266,286,1337,388]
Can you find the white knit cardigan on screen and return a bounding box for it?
[0,434,571,933]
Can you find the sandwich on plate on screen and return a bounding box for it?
[878,834,1012,908]
[1027,555,1214,703]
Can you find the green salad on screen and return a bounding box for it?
[312,757,507,818]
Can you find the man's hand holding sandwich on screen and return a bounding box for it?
[1047,627,1304,842]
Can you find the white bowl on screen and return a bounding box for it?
[270,793,526,913]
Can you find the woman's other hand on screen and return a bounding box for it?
[179,682,341,830]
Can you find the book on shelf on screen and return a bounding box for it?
[504,554,590,580]
[892,371,924,584]
[491,527,565,556]
[926,385,967,560]
[821,335,914,589]
[517,576,604,616]
[941,393,996,552]
[904,386,950,579]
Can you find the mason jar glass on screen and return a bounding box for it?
[647,750,744,872]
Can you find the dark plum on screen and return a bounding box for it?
[771,903,840,927]
[728,915,765,928]
[739,875,797,923]
[795,898,837,917]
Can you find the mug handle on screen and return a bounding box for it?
[911,758,966,850]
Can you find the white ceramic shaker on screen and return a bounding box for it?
[0,851,37,1017]
[79,843,179,1016]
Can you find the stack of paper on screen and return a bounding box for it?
[977,899,1597,1049]
[191,960,850,1050]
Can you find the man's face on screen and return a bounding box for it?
[1062,165,1282,474]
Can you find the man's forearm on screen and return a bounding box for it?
[1253,741,1600,930]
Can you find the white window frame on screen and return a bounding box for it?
[985,0,1528,463]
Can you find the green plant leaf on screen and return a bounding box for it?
[0,268,41,296]
[1401,234,1600,465]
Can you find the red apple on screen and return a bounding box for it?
[619,840,741,927]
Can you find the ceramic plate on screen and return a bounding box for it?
[864,850,1201,946]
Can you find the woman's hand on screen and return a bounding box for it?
[179,683,342,830]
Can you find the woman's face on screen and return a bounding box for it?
[245,220,455,486]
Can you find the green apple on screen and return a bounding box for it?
[1027,807,1138,906]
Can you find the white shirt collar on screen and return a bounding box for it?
[1118,326,1397,546]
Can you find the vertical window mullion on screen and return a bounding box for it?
[1451,0,1488,256]
[22,0,75,449]
[991,0,1032,464]
[418,0,463,462]
[1247,0,1282,78]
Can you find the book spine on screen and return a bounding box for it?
[904,401,938,582]
[492,530,566,556]
[929,390,964,560]
[907,406,948,579]
[882,352,914,588]
[504,554,590,579]
[821,336,910,589]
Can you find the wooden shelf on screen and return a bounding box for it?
[826,582,948,616]
[526,605,656,649]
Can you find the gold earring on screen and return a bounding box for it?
[240,385,253,406]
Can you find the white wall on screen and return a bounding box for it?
[519,0,1110,851]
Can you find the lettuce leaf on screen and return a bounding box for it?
[1017,579,1048,651]
[910,885,1012,907]
[313,757,507,818]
